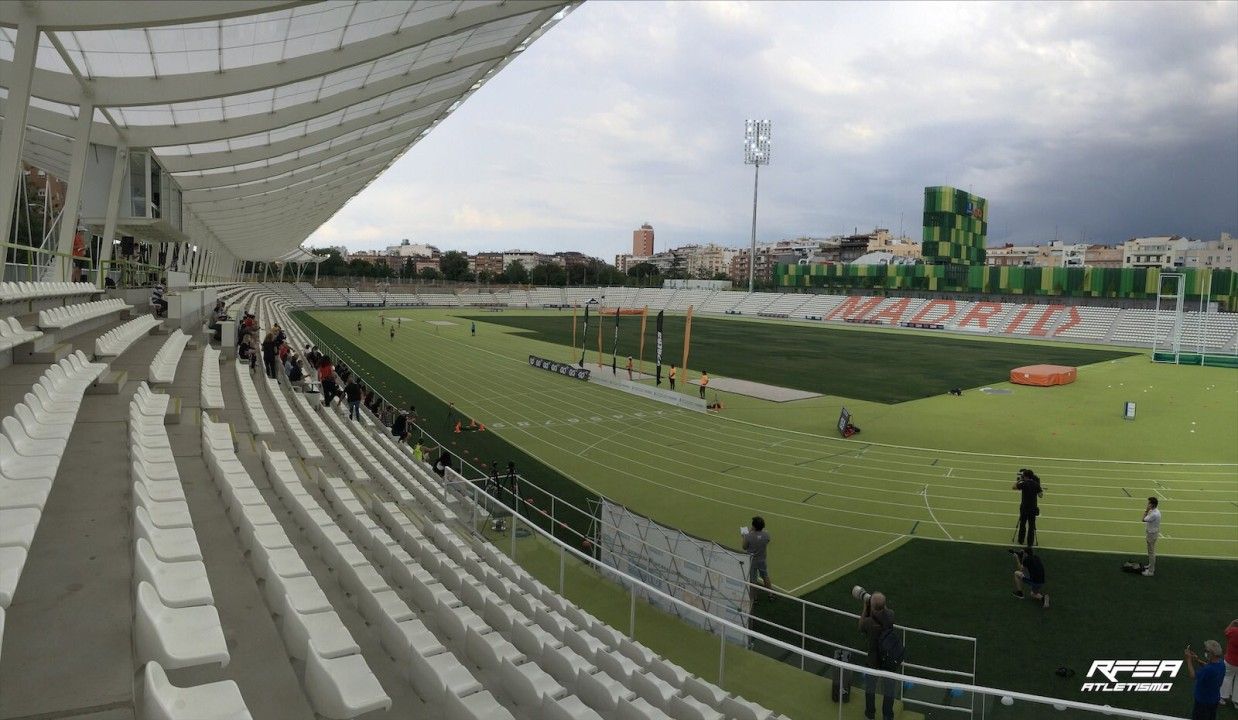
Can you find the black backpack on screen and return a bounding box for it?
[878,626,905,671]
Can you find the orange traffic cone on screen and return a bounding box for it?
[453,421,462,434]
[478,423,486,432]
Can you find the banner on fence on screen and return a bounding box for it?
[529,355,591,381]
[597,500,750,640]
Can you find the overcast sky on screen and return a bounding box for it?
[307,1,1238,258]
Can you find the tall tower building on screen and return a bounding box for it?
[922,187,988,265]
[633,223,654,256]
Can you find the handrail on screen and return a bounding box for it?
[455,472,1179,720]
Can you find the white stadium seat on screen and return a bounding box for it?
[135,581,230,670]
[142,661,253,720]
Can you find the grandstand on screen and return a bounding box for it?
[241,282,1238,353]
[0,3,1232,719]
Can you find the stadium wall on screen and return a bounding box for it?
[777,264,1238,308]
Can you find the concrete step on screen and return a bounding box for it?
[86,368,127,395]
[14,341,72,364]
[165,396,182,425]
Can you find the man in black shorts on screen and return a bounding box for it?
[1012,547,1049,608]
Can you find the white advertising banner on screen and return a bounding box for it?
[597,500,751,641]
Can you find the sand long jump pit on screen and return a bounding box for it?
[687,376,821,402]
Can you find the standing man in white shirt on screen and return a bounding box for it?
[1142,496,1161,577]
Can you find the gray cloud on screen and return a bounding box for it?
[309,1,1238,256]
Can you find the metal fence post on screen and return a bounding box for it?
[718,631,726,687]
[559,542,565,596]
[801,602,807,671]
[629,585,636,639]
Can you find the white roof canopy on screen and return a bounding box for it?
[0,0,575,260]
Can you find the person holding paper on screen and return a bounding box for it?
[742,516,773,600]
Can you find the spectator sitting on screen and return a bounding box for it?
[151,281,167,317]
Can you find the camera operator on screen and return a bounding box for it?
[1011,547,1049,608]
[1013,468,1043,547]
[858,591,897,720]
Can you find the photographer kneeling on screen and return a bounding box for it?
[857,589,902,720]
[1011,547,1049,608]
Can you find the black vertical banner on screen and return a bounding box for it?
[611,306,620,374]
[579,305,590,366]
[654,310,665,385]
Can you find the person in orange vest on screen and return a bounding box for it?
[699,371,709,399]
[668,365,677,391]
[626,356,634,381]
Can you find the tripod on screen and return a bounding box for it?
[1010,512,1040,547]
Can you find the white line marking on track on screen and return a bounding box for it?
[786,535,908,594]
[921,484,954,540]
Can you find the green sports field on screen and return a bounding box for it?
[296,307,1238,718]
[461,312,1136,403]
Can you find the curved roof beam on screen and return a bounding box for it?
[156,87,462,171]
[183,153,394,203]
[126,47,507,146]
[4,46,504,149]
[9,2,561,107]
[0,1,303,31]
[174,121,425,189]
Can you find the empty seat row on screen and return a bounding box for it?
[0,351,106,611]
[0,317,42,352]
[95,314,161,358]
[199,415,388,719]
[201,346,224,410]
[0,281,96,302]
[260,375,324,464]
[37,298,131,330]
[129,385,229,671]
[232,360,275,436]
[305,395,749,720]
[149,330,191,385]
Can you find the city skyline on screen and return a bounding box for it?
[306,1,1238,258]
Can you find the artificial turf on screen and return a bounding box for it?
[460,313,1136,403]
[801,538,1238,719]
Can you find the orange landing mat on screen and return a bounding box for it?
[1010,364,1077,386]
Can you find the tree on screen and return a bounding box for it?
[712,271,732,282]
[418,266,442,281]
[311,247,347,276]
[439,250,470,281]
[477,270,494,284]
[627,262,660,280]
[502,260,529,285]
[530,262,567,286]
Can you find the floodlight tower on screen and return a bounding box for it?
[743,119,771,293]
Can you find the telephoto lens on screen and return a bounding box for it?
[851,585,871,603]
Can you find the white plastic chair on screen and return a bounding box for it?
[134,582,229,670]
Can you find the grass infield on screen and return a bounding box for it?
[460,312,1136,404]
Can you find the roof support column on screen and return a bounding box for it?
[189,245,201,283]
[52,99,96,282]
[95,145,128,288]
[315,261,320,286]
[0,19,40,275]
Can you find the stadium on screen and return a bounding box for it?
[0,3,1235,720]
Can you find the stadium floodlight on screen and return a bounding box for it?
[743,119,771,293]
